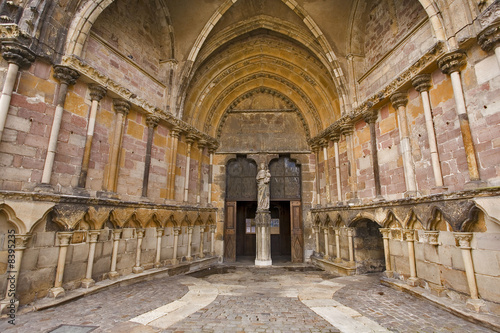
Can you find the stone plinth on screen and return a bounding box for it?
[255,210,272,267]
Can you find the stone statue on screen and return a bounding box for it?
[256,163,271,211]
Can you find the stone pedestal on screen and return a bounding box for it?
[255,210,272,267]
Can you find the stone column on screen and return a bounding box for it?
[341,124,359,203]
[186,226,194,261]
[311,144,321,206]
[454,232,479,299]
[132,229,145,273]
[0,43,34,142]
[330,133,343,204]
[183,135,196,202]
[347,228,355,266]
[321,140,332,205]
[334,228,341,263]
[210,224,216,255]
[109,229,121,280]
[322,226,330,259]
[313,225,320,254]
[49,232,73,298]
[172,227,180,265]
[391,92,418,197]
[364,109,383,200]
[438,51,484,188]
[41,66,80,186]
[207,146,216,205]
[199,225,205,258]
[403,229,418,286]
[478,20,500,67]
[196,140,207,204]
[167,127,182,200]
[81,230,100,288]
[412,74,445,191]
[105,99,131,193]
[142,115,160,197]
[154,227,164,268]
[255,210,272,266]
[0,234,31,314]
[78,84,107,189]
[380,228,393,278]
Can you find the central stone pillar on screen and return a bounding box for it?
[255,209,272,266]
[255,162,272,266]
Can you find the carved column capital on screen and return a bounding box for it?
[209,224,216,232]
[88,230,100,243]
[186,134,197,145]
[53,65,80,86]
[146,114,160,128]
[424,230,440,245]
[363,109,378,124]
[208,143,218,154]
[319,138,328,149]
[412,74,432,93]
[438,50,467,75]
[173,226,181,235]
[403,229,416,242]
[478,21,500,52]
[390,92,409,109]
[156,228,164,237]
[380,228,391,239]
[1,42,35,68]
[136,228,145,239]
[14,234,31,250]
[88,84,107,102]
[329,132,341,142]
[113,99,131,115]
[310,143,320,153]
[112,229,122,240]
[57,232,73,247]
[198,139,208,150]
[170,126,182,138]
[346,228,354,237]
[454,232,473,249]
[340,123,354,136]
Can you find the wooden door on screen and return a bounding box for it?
[224,201,237,262]
[290,200,303,262]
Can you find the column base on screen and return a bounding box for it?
[373,195,385,202]
[48,287,65,298]
[334,257,342,263]
[81,278,95,288]
[430,285,447,297]
[132,266,144,274]
[0,298,18,315]
[464,180,487,190]
[34,183,55,193]
[154,262,161,268]
[404,191,419,198]
[348,261,356,267]
[323,255,330,260]
[97,191,120,199]
[255,259,272,267]
[466,298,488,312]
[347,198,360,205]
[186,256,193,262]
[384,270,394,278]
[171,259,179,265]
[73,187,90,197]
[199,254,205,259]
[108,271,119,280]
[430,186,448,194]
[407,277,420,287]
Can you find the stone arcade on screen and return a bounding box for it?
[0,0,499,325]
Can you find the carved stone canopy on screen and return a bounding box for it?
[88,84,107,102]
[1,42,35,68]
[412,74,432,93]
[390,92,409,109]
[478,20,500,52]
[438,50,467,75]
[53,65,80,86]
[113,99,131,115]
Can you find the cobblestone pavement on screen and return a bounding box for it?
[0,265,495,333]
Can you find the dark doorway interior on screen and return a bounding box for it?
[271,201,291,259]
[236,201,257,257]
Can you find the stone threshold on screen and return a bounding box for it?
[14,256,219,316]
[381,277,500,332]
[311,256,356,276]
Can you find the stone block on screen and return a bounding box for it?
[423,244,439,263]
[37,247,59,268]
[118,240,126,253]
[450,247,465,271]
[142,236,156,251]
[102,240,113,257]
[71,243,90,262]
[416,260,441,285]
[20,248,39,271]
[476,273,500,303]
[162,247,173,260]
[388,239,403,256]
[94,242,103,258]
[440,266,468,295]
[437,245,453,268]
[475,54,500,85]
[116,253,135,270]
[393,255,410,276]
[18,266,55,295]
[141,250,155,266]
[125,239,137,253]
[93,257,112,279]
[471,249,500,276]
[472,232,500,251]
[63,262,87,283]
[33,232,56,248]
